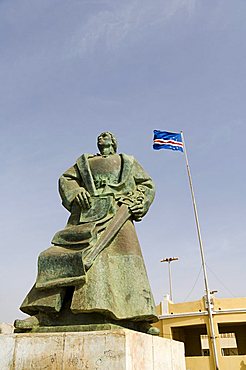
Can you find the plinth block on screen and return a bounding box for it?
[0,329,185,370]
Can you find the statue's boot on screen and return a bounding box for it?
[147,326,160,336]
[136,322,160,336]
[14,311,61,332]
[14,314,40,330]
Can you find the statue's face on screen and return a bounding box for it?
[97,132,114,152]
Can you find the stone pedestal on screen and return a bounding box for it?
[0,329,185,370]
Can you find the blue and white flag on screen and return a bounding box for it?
[153,130,184,152]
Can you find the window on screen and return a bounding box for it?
[218,323,246,356]
[171,325,208,357]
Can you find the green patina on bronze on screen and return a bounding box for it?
[15,132,159,334]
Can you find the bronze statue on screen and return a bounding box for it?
[15,132,158,334]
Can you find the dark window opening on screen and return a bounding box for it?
[171,324,208,357]
[218,323,246,356]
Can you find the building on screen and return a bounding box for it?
[155,295,246,370]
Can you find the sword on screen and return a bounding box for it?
[83,203,131,270]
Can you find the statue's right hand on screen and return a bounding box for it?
[75,189,91,209]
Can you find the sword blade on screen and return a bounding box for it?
[84,204,130,268]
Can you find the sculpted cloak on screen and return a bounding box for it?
[20,153,158,324]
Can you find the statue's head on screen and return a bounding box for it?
[97,132,117,154]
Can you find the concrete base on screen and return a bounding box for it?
[0,329,186,370]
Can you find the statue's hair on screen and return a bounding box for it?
[97,132,117,153]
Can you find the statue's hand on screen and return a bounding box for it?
[75,189,91,209]
[129,201,144,221]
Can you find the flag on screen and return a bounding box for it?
[153,130,184,152]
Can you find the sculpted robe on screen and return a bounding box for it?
[20,153,158,323]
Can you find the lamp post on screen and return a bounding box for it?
[160,257,179,301]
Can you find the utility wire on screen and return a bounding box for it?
[183,265,203,302]
[206,265,236,298]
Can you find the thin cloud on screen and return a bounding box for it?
[69,0,198,57]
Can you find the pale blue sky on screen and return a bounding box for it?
[1,0,245,324]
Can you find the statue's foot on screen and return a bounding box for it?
[14,315,40,331]
[147,326,160,336]
[135,322,160,336]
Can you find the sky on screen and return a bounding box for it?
[1,0,246,324]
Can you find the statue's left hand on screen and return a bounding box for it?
[129,201,144,221]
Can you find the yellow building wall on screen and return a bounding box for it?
[168,298,205,314]
[155,296,246,370]
[214,297,246,310]
[186,356,246,370]
[185,356,212,370]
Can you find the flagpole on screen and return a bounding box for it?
[180,131,220,370]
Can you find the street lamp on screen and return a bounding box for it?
[160,257,179,301]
